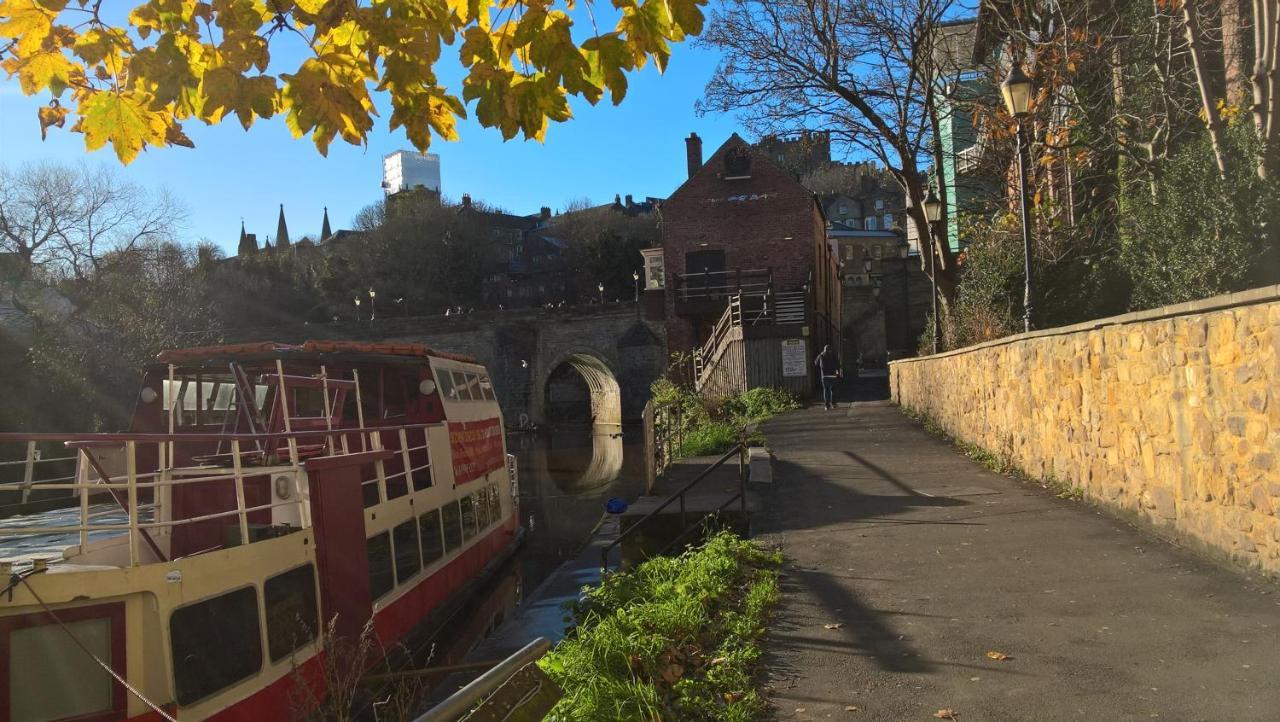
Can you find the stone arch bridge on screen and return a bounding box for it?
[223,304,666,427]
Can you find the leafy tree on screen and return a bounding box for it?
[553,198,656,302]
[0,0,709,163]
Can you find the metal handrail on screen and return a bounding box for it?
[601,443,747,571]
[412,637,552,722]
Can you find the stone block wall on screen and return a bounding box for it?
[889,286,1280,574]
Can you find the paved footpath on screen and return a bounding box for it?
[756,402,1280,722]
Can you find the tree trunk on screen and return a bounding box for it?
[1255,0,1279,180]
[1183,0,1232,180]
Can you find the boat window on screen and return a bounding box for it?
[460,495,477,541]
[367,532,394,600]
[170,587,263,706]
[420,508,444,565]
[478,376,497,401]
[393,518,422,582]
[487,485,502,522]
[265,565,319,662]
[10,617,118,721]
[451,370,473,401]
[475,488,491,529]
[436,370,457,401]
[441,501,463,553]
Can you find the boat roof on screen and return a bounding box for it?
[154,340,479,366]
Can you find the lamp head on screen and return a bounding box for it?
[1001,63,1034,117]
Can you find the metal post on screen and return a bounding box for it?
[928,225,940,354]
[231,440,250,546]
[399,428,415,492]
[738,445,747,522]
[126,441,139,566]
[78,449,90,550]
[1016,123,1035,332]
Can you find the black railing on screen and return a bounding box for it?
[673,268,772,301]
[601,443,748,572]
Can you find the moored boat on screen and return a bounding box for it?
[0,340,523,721]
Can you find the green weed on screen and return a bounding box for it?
[539,532,781,722]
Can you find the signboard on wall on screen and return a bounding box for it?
[781,339,808,377]
[448,418,505,483]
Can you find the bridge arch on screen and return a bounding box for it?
[539,350,622,427]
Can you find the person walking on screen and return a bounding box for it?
[814,344,842,410]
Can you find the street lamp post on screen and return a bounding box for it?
[598,282,605,305]
[368,287,376,321]
[898,242,912,352]
[1002,62,1036,332]
[632,270,641,302]
[921,187,943,354]
[353,296,361,320]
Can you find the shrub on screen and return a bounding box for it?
[680,421,739,457]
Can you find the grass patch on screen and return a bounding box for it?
[652,379,799,459]
[538,531,781,722]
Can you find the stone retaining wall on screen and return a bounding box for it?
[890,285,1280,574]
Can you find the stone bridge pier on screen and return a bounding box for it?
[224,303,666,428]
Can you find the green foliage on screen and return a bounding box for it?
[721,387,801,425]
[539,531,781,722]
[680,421,740,457]
[1118,120,1280,310]
[651,374,797,459]
[554,200,658,302]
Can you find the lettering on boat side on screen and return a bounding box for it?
[448,418,505,483]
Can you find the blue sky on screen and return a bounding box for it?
[0,18,743,254]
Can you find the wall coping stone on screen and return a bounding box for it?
[890,284,1280,366]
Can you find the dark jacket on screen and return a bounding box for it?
[815,350,841,377]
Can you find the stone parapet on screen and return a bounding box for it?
[890,285,1280,573]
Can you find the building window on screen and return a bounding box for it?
[170,587,263,706]
[866,217,877,230]
[420,508,444,565]
[873,245,883,259]
[367,532,394,600]
[393,518,422,583]
[875,198,884,210]
[883,213,893,229]
[838,204,848,216]
[265,565,319,662]
[442,500,463,553]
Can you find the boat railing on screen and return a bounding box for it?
[0,423,440,568]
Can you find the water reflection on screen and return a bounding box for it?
[508,423,643,585]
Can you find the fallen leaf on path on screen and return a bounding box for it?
[986,651,1012,661]
[844,704,859,711]
[824,622,843,630]
[933,710,958,720]
[710,656,727,665]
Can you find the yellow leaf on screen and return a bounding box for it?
[0,0,55,54]
[2,45,75,94]
[37,98,67,139]
[77,90,167,164]
[200,66,276,128]
[280,54,376,154]
[985,650,1011,661]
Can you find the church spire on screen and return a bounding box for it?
[320,206,332,240]
[275,204,291,249]
[237,219,256,256]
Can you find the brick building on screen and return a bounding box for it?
[646,133,841,394]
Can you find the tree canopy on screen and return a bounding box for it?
[0,0,708,163]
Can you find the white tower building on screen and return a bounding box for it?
[382,151,441,195]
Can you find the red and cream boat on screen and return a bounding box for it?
[0,340,523,721]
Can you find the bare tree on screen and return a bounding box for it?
[698,0,968,307]
[0,161,183,281]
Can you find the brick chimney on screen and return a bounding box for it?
[685,132,702,179]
